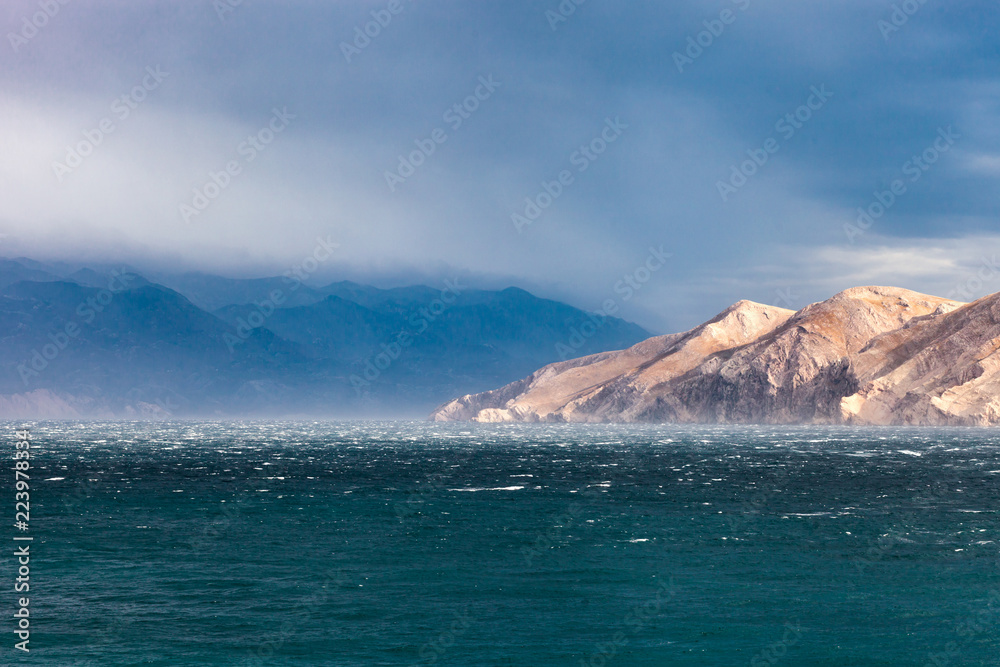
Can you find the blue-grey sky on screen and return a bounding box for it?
[1,0,998,333]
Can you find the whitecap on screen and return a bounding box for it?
[448,486,525,492]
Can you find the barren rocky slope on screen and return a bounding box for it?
[429,286,1000,426]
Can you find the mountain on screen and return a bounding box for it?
[152,272,327,311]
[0,279,327,417]
[430,286,1000,426]
[0,258,651,418]
[0,258,62,289]
[213,284,652,409]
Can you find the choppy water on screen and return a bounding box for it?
[4,421,999,665]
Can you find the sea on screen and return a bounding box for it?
[3,421,999,666]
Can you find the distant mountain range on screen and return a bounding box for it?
[0,258,650,418]
[432,286,1000,426]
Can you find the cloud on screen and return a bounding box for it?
[0,0,998,334]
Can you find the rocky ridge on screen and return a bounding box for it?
[430,286,1000,426]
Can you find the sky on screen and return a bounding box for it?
[1,0,998,334]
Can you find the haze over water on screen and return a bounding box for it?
[12,421,1000,665]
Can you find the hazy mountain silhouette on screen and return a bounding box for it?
[0,259,650,418]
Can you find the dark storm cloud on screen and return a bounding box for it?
[1,0,997,333]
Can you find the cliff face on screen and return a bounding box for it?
[429,286,1000,426]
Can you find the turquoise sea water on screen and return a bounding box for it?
[3,421,999,665]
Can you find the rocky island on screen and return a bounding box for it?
[430,286,1000,426]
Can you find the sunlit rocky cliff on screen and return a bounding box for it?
[430,286,1000,426]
